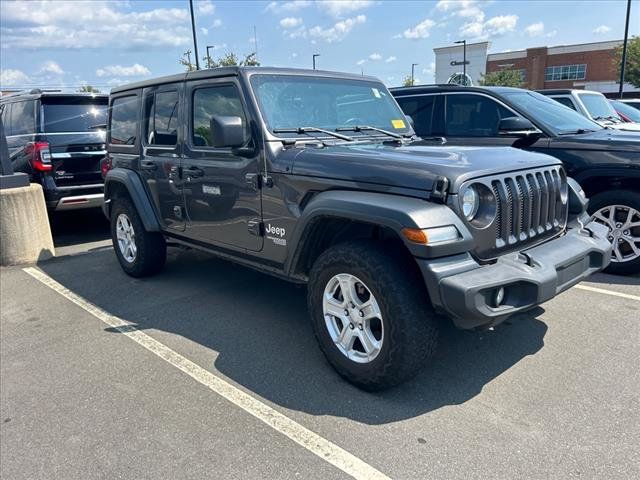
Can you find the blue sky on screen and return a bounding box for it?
[1,0,637,91]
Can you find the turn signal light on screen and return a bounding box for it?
[402,228,428,244]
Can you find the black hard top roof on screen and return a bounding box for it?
[389,84,526,96]
[110,66,381,94]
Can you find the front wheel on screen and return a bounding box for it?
[589,190,640,276]
[307,241,438,391]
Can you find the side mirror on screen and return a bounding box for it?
[498,116,539,137]
[209,115,245,148]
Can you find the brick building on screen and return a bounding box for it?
[485,40,638,97]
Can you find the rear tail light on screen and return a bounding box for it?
[25,141,52,172]
[100,155,112,179]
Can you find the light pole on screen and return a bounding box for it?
[188,0,200,70]
[313,54,320,70]
[411,63,418,86]
[455,39,467,79]
[206,45,214,69]
[619,0,631,98]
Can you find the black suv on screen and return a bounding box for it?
[391,85,640,275]
[0,90,108,211]
[103,68,610,389]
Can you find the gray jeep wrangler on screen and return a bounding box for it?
[103,67,611,390]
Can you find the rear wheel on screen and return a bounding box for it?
[307,241,438,391]
[589,190,640,275]
[110,198,166,277]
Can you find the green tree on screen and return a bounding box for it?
[77,85,101,93]
[613,36,640,88]
[402,75,414,87]
[478,69,523,87]
[202,51,260,69]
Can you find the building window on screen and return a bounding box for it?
[544,64,587,81]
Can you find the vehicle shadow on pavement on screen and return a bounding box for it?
[37,247,548,425]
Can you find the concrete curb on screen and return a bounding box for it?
[0,183,55,266]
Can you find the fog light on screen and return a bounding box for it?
[493,287,505,307]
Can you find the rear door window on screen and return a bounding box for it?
[9,101,34,135]
[109,96,139,146]
[445,94,513,137]
[395,95,435,137]
[144,90,179,146]
[42,97,107,133]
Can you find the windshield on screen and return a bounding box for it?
[503,90,602,135]
[611,100,640,122]
[250,74,412,137]
[578,92,621,121]
[43,97,108,133]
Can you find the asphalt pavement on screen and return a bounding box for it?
[1,213,638,480]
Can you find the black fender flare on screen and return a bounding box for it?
[103,168,161,232]
[285,190,473,275]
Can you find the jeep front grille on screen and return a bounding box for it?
[463,166,568,260]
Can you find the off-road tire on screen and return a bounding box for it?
[307,240,438,391]
[588,190,640,276]
[110,198,166,277]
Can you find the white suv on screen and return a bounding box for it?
[538,89,640,132]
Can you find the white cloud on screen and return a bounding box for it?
[402,19,436,39]
[0,69,30,86]
[422,62,435,75]
[356,59,366,65]
[266,1,312,13]
[280,17,303,28]
[546,29,557,38]
[460,14,518,39]
[39,61,64,75]
[593,25,611,34]
[213,19,222,28]
[436,0,483,21]
[201,27,209,35]
[524,22,544,37]
[197,0,215,15]
[318,0,373,18]
[0,1,192,49]
[369,53,382,61]
[385,56,397,63]
[291,52,298,58]
[308,14,366,43]
[96,63,151,78]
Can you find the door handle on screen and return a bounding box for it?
[141,161,157,171]
[184,166,204,178]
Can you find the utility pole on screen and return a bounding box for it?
[411,63,418,86]
[313,54,320,70]
[253,25,259,61]
[455,39,467,80]
[206,45,214,69]
[188,0,200,70]
[619,0,631,98]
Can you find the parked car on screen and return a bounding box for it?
[103,67,610,390]
[610,99,640,123]
[620,99,640,111]
[0,90,108,211]
[537,89,640,132]
[391,85,640,275]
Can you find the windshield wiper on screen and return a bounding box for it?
[273,127,354,142]
[88,123,107,130]
[336,125,406,140]
[558,128,595,135]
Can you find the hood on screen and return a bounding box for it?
[288,142,561,193]
[550,128,640,152]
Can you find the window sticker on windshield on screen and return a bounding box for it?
[372,88,381,98]
[391,119,406,129]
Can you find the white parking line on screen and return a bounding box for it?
[574,284,640,301]
[23,267,391,480]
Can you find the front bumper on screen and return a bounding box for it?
[418,222,611,329]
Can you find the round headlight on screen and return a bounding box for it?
[461,186,480,220]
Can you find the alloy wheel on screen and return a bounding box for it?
[116,213,137,263]
[322,273,384,364]
[591,204,640,263]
